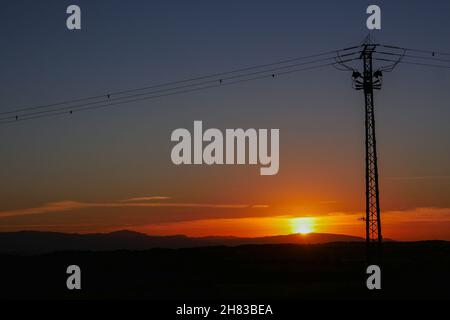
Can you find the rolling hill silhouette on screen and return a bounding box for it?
[1,230,448,300]
[1,240,449,300]
[0,230,364,254]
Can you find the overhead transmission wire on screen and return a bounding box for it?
[376,51,450,64]
[0,51,362,122]
[1,56,361,124]
[379,44,450,57]
[0,45,362,116]
[3,43,450,126]
[0,46,363,125]
[374,43,450,70]
[373,57,450,70]
[1,59,359,124]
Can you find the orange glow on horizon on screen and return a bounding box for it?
[1,203,450,241]
[131,215,360,238]
[126,208,450,241]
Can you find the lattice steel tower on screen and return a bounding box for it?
[352,43,383,244]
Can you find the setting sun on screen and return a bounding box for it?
[291,217,316,234]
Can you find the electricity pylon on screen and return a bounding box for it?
[352,43,383,244]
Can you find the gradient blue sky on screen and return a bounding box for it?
[0,1,449,239]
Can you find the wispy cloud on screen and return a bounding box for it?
[0,201,88,218]
[121,196,171,202]
[0,200,269,218]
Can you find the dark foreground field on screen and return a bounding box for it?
[1,241,449,300]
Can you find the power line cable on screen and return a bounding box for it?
[0,51,362,122]
[0,57,360,125]
[0,45,362,116]
[373,57,450,70]
[379,44,450,57]
[375,51,450,64]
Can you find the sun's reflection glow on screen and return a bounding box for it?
[291,217,316,234]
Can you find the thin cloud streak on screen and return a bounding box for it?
[0,200,269,218]
[121,196,171,202]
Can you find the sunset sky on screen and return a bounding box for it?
[0,0,450,241]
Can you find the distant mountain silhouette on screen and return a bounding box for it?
[0,230,364,254]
